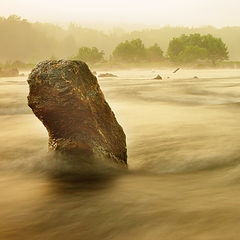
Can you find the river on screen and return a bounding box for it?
[1,68,240,239]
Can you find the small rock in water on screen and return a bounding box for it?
[193,76,199,79]
[27,60,127,168]
[0,67,20,77]
[98,73,118,77]
[153,74,162,80]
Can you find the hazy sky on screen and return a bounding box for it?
[1,0,240,28]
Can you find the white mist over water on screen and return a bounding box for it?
[1,69,240,239]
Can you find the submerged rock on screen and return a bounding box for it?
[153,74,162,80]
[98,73,117,78]
[193,76,199,79]
[27,60,127,167]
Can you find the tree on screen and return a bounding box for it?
[0,15,58,62]
[201,34,229,64]
[146,43,164,61]
[167,33,228,64]
[112,38,146,62]
[112,39,164,63]
[73,47,104,64]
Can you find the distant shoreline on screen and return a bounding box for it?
[2,60,240,73]
[90,61,240,71]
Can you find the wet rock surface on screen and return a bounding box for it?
[27,60,127,167]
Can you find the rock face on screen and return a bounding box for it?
[27,60,127,167]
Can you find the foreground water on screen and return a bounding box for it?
[1,69,240,239]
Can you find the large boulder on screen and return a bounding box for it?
[27,60,127,167]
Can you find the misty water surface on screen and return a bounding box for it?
[1,69,240,239]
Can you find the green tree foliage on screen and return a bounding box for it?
[73,47,104,64]
[0,15,57,62]
[167,34,228,64]
[1,15,238,63]
[112,39,146,62]
[202,34,229,64]
[112,39,163,62]
[146,43,164,61]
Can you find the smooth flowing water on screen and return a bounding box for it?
[1,69,240,239]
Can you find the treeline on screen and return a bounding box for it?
[112,39,164,62]
[0,15,239,63]
[72,39,164,64]
[72,34,228,66]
